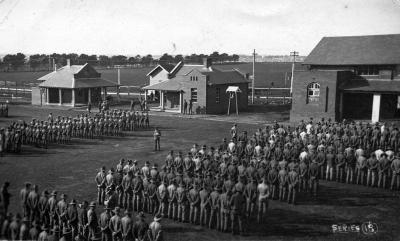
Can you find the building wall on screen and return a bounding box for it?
[290,70,345,123]
[173,69,207,114]
[206,83,248,114]
[149,68,169,86]
[31,87,42,105]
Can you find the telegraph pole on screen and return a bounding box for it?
[252,49,256,104]
[117,67,121,101]
[290,51,299,95]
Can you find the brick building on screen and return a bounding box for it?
[143,58,249,114]
[290,34,400,123]
[33,61,118,106]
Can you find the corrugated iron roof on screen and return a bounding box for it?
[204,68,248,85]
[304,34,400,65]
[142,79,182,91]
[146,63,176,76]
[38,63,117,88]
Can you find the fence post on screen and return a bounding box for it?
[15,82,18,97]
[283,92,286,104]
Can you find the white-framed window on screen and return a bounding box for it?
[307,82,320,103]
[216,88,220,103]
[191,88,198,102]
[190,76,198,81]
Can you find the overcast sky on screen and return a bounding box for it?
[0,0,399,56]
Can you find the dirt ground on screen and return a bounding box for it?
[0,105,399,241]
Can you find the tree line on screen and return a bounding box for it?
[0,52,240,71]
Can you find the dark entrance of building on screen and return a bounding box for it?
[342,93,373,120]
[48,88,59,103]
[380,94,400,120]
[165,92,180,109]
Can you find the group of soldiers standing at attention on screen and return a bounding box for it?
[0,109,150,154]
[94,119,400,236]
[0,181,164,241]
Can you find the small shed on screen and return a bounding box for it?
[34,61,118,106]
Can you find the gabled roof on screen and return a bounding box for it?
[142,64,248,91]
[304,34,400,65]
[204,67,248,85]
[146,63,176,76]
[171,64,212,76]
[38,63,118,88]
[142,79,182,91]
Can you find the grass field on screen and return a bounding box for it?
[0,62,306,89]
[0,105,399,241]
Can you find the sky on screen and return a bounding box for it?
[0,0,399,56]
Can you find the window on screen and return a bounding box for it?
[307,82,320,103]
[191,88,198,102]
[216,88,220,103]
[190,76,198,81]
[356,65,379,75]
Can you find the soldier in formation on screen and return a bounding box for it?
[0,181,163,241]
[93,119,400,236]
[0,109,151,154]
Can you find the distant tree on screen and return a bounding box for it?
[99,55,111,67]
[128,57,136,64]
[3,53,26,70]
[174,54,184,63]
[232,54,239,62]
[29,54,44,70]
[141,55,153,67]
[78,54,89,65]
[220,53,229,63]
[67,53,79,64]
[210,51,220,63]
[159,53,174,64]
[111,55,127,66]
[134,55,142,66]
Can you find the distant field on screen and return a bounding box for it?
[0,62,306,88]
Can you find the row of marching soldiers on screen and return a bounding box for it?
[0,182,165,241]
[0,109,150,152]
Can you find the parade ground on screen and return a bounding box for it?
[1,105,400,241]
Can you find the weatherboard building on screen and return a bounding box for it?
[143,58,249,114]
[290,34,400,123]
[32,61,118,106]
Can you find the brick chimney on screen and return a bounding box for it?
[203,58,212,68]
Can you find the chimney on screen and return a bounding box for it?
[203,58,212,68]
[53,59,56,71]
[67,59,71,67]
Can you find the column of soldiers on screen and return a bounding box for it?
[94,119,400,236]
[0,109,150,153]
[0,182,164,241]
